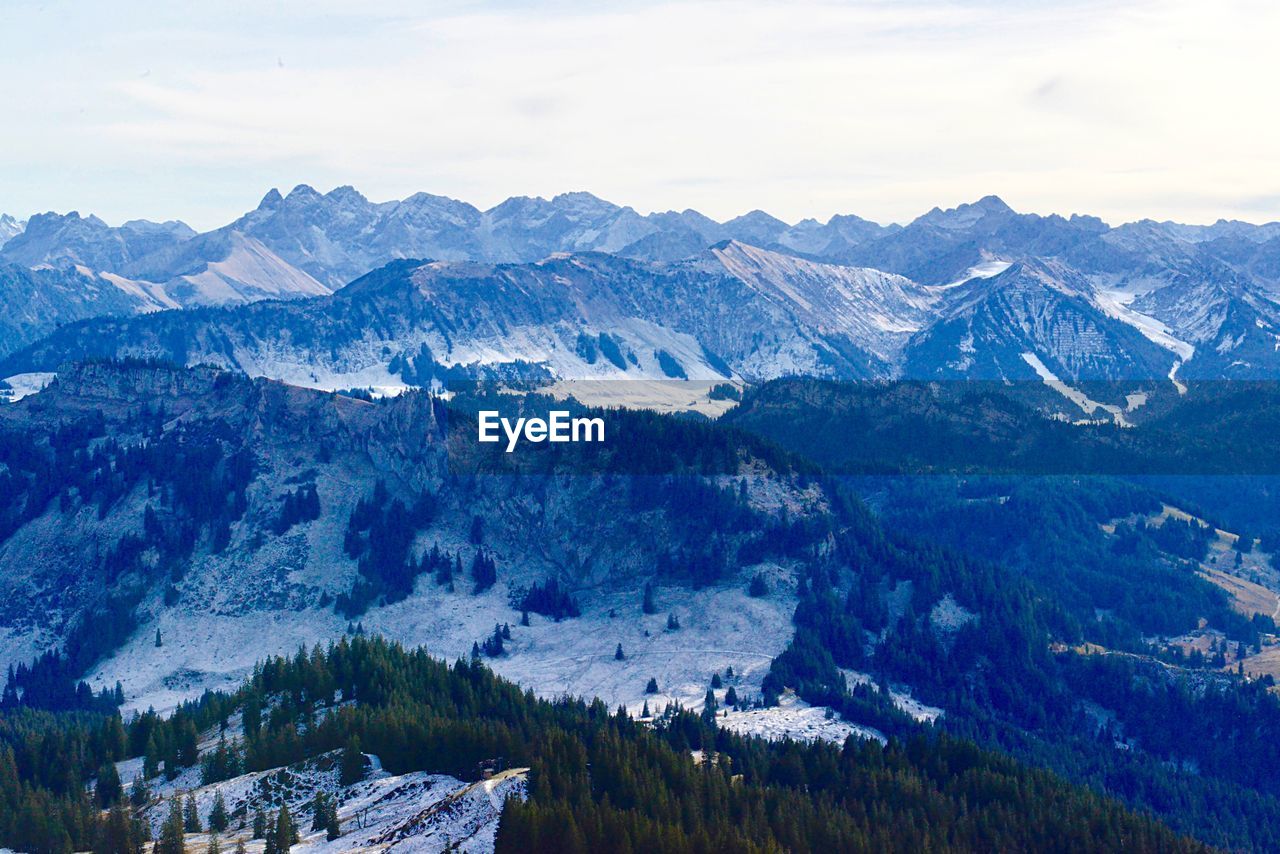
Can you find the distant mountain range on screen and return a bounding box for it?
[3,186,1280,387]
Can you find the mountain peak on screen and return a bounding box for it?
[257,188,284,210]
[285,184,322,202]
[971,194,1013,213]
[326,185,368,204]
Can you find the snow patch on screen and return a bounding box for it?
[1020,352,1131,426]
[719,691,885,745]
[1,372,56,402]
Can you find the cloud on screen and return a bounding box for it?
[1,0,1278,229]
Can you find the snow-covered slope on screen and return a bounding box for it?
[1131,262,1280,378]
[126,746,526,853]
[2,247,920,384]
[709,240,936,363]
[0,214,24,249]
[0,363,817,719]
[902,259,1176,382]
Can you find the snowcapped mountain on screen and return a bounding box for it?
[0,262,153,357]
[902,258,1175,382]
[0,214,23,248]
[3,244,938,386]
[707,240,935,363]
[123,227,332,305]
[4,187,1280,386]
[837,195,1113,285]
[1,211,195,272]
[1132,261,1280,379]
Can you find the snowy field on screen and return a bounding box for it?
[89,575,799,720]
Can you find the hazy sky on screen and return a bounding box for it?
[3,0,1278,230]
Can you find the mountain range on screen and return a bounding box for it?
[4,186,1280,397]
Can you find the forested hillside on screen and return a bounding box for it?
[0,637,1207,853]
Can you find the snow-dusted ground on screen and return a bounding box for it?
[720,691,885,745]
[0,371,56,402]
[89,576,798,720]
[125,747,526,854]
[841,669,943,724]
[933,259,1013,290]
[1093,288,1195,362]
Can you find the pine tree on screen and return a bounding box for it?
[641,700,650,717]
[95,802,147,854]
[724,685,738,707]
[263,813,279,854]
[183,793,201,832]
[252,809,267,839]
[614,643,625,661]
[155,627,163,647]
[274,803,298,849]
[96,760,122,808]
[310,792,329,831]
[340,738,366,786]
[326,804,341,841]
[642,582,657,614]
[711,672,723,689]
[645,677,659,694]
[206,835,220,854]
[520,609,530,626]
[208,790,229,832]
[666,612,680,631]
[701,688,719,724]
[156,797,186,854]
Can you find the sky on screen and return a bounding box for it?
[2,0,1278,231]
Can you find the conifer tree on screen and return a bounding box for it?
[340,738,366,786]
[274,803,298,849]
[252,809,267,839]
[614,644,625,661]
[96,761,122,808]
[156,797,185,854]
[263,813,279,854]
[701,688,719,725]
[310,792,329,832]
[209,790,229,832]
[642,582,657,614]
[183,793,201,832]
[645,677,659,694]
